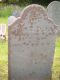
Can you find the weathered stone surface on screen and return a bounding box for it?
[8,4,57,80]
[47,1,60,36]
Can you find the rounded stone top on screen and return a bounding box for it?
[8,4,59,35]
[47,1,60,26]
[20,4,48,19]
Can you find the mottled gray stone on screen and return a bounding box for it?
[47,1,60,36]
[8,4,58,80]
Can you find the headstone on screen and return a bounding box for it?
[0,24,6,40]
[11,5,21,17]
[1,24,6,35]
[0,24,2,39]
[47,1,60,36]
[0,24,2,35]
[8,4,58,80]
[8,16,17,26]
[12,10,21,17]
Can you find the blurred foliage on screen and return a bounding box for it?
[31,0,60,6]
[0,0,60,6]
[0,5,15,17]
[8,0,19,3]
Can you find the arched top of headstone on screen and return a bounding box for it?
[47,1,60,7]
[9,4,58,37]
[9,4,48,26]
[20,4,48,19]
[47,1,60,26]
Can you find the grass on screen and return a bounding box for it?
[0,17,8,24]
[0,14,60,80]
[52,37,60,80]
[0,5,15,17]
[0,17,8,80]
[0,41,8,80]
[0,4,23,17]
